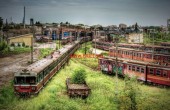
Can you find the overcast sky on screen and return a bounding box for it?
[0,0,170,26]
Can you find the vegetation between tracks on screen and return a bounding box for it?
[0,59,170,110]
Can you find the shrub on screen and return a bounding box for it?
[0,40,7,51]
[10,43,15,47]
[22,42,25,47]
[18,43,20,47]
[71,68,86,84]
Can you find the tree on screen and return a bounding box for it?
[118,75,139,110]
[35,21,42,26]
[134,22,139,33]
[65,21,69,25]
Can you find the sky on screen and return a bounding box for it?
[0,0,170,26]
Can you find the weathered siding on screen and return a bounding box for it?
[8,34,33,46]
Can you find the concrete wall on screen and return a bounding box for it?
[126,33,143,43]
[8,34,33,46]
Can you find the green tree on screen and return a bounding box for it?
[118,75,139,110]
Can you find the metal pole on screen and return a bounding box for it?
[115,36,118,95]
[152,30,154,62]
[95,29,96,55]
[30,20,34,63]
[85,28,87,54]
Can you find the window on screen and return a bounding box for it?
[149,69,154,74]
[136,67,140,72]
[137,53,139,57]
[163,71,168,78]
[132,66,136,71]
[129,65,131,70]
[156,69,161,76]
[133,53,136,56]
[141,68,144,73]
[168,57,170,62]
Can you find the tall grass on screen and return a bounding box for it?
[0,54,170,110]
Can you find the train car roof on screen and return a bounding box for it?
[27,58,53,74]
[161,42,170,45]
[145,45,170,49]
[109,46,170,56]
[109,46,136,51]
[118,43,144,47]
[14,58,54,76]
[101,56,170,68]
[52,43,76,59]
[118,43,170,49]
[14,41,79,77]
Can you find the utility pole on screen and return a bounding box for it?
[23,6,26,29]
[95,28,97,55]
[115,35,119,96]
[31,18,34,63]
[59,27,62,49]
[84,28,87,54]
[151,29,155,62]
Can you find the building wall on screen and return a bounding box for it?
[8,34,33,46]
[126,33,143,43]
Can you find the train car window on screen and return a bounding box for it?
[128,65,131,70]
[15,77,25,84]
[36,75,39,83]
[136,67,140,72]
[168,57,170,62]
[141,68,144,73]
[26,77,36,84]
[149,69,154,74]
[163,71,168,78]
[133,53,136,56]
[156,69,161,76]
[132,66,136,71]
[40,73,43,81]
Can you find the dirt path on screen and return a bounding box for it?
[0,50,39,88]
[0,42,57,89]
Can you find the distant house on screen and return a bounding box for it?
[8,34,33,47]
[126,33,143,43]
[119,23,127,29]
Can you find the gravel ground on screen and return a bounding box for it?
[0,42,56,89]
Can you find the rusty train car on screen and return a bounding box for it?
[92,40,170,64]
[92,40,170,54]
[14,37,91,96]
[99,56,170,86]
[109,47,170,66]
[160,42,170,47]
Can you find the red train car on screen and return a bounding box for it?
[99,56,170,86]
[160,42,170,47]
[93,40,170,54]
[109,47,170,66]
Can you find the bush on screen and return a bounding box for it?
[22,42,25,47]
[0,40,7,51]
[10,43,15,47]
[18,43,20,47]
[71,68,86,84]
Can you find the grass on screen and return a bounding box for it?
[38,48,54,59]
[0,47,31,56]
[74,41,99,70]
[0,41,170,110]
[143,33,170,45]
[0,60,170,110]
